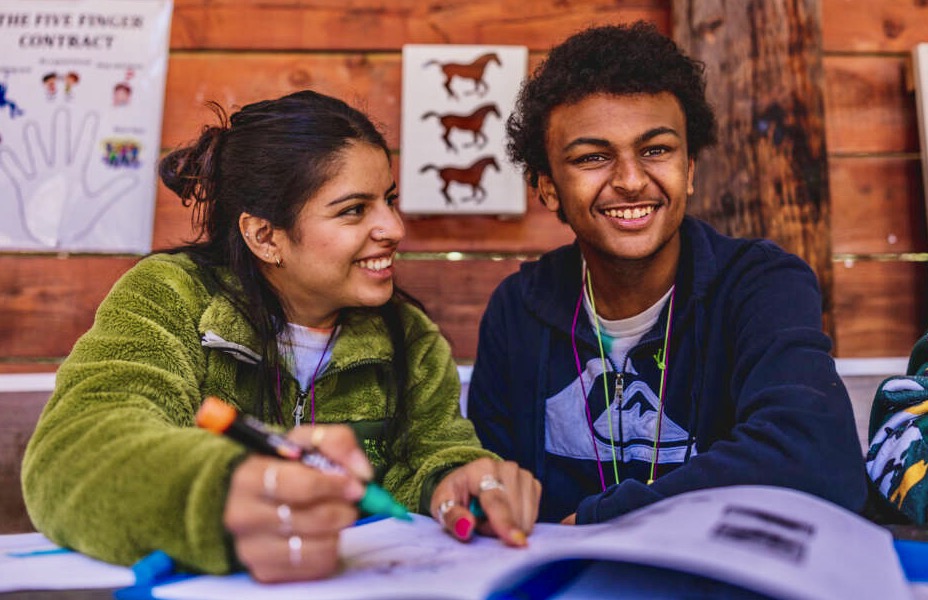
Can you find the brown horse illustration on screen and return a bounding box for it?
[423,52,501,99]
[419,155,500,205]
[421,103,501,152]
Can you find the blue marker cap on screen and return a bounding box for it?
[132,550,174,586]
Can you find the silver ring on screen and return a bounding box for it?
[263,464,279,499]
[277,504,293,535]
[437,499,456,528]
[288,535,302,567]
[478,474,505,493]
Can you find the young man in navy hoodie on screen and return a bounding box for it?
[467,21,868,524]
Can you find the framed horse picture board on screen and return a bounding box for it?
[400,44,527,216]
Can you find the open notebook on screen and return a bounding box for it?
[138,485,910,600]
[1,485,913,599]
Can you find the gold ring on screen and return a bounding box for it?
[263,463,279,499]
[288,535,302,567]
[277,503,293,535]
[437,499,456,528]
[478,474,505,493]
[309,426,325,451]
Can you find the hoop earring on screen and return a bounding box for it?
[275,256,282,268]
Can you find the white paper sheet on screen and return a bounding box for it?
[151,486,913,600]
[0,532,134,592]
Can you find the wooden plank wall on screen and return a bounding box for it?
[1,0,926,371]
[672,0,836,343]
[823,0,928,356]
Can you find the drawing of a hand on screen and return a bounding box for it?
[0,107,138,249]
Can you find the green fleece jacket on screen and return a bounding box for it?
[21,253,492,574]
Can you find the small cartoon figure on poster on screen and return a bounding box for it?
[114,69,135,107]
[0,79,24,119]
[64,71,80,100]
[42,72,58,99]
[113,81,132,106]
[103,138,141,168]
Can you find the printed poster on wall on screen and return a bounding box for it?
[400,44,527,216]
[0,0,172,254]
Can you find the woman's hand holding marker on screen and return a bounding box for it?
[429,457,541,546]
[197,397,401,583]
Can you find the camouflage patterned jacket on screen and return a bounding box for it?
[867,331,928,522]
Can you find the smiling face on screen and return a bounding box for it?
[259,141,404,328]
[539,92,695,280]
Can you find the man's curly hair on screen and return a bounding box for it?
[506,21,718,189]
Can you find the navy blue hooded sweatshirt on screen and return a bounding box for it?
[468,216,868,524]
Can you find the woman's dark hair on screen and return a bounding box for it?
[507,20,718,215]
[159,89,416,462]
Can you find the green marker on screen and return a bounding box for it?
[360,482,411,520]
[197,396,410,521]
[469,497,486,520]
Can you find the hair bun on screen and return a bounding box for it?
[159,103,230,205]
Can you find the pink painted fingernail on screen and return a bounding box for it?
[454,517,474,540]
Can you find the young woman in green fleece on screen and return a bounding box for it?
[21,90,540,583]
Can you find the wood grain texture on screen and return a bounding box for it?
[673,0,835,337]
[160,53,918,156]
[169,0,669,51]
[161,53,404,150]
[159,51,541,155]
[0,256,136,359]
[154,178,575,253]
[0,364,60,375]
[830,156,927,254]
[824,55,918,155]
[822,0,928,53]
[398,207,574,253]
[395,259,524,360]
[0,391,47,533]
[3,254,925,364]
[832,260,928,357]
[0,255,523,364]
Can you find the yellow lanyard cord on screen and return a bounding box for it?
[585,269,676,488]
[584,270,621,486]
[648,288,675,484]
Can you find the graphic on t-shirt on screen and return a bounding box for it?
[545,355,693,464]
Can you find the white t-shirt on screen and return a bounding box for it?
[277,323,339,391]
[583,284,674,372]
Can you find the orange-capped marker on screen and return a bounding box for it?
[196,396,237,433]
[195,396,410,520]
